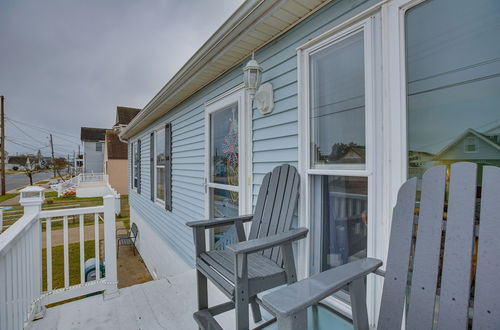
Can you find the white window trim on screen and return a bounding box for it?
[154,126,167,206]
[297,16,380,319]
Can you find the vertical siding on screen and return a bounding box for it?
[128,0,379,266]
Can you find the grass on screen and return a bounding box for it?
[0,193,18,203]
[42,240,97,291]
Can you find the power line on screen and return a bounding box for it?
[6,118,44,145]
[6,117,80,140]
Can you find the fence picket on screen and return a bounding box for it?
[46,218,52,291]
[79,214,85,284]
[94,213,100,280]
[63,216,69,288]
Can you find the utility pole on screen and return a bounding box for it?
[49,134,56,177]
[67,154,70,175]
[0,96,5,195]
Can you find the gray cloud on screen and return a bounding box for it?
[0,0,244,156]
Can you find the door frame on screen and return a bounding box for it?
[203,84,252,235]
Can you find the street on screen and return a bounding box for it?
[5,171,54,192]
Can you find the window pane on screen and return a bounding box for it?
[406,0,500,181]
[314,176,368,272]
[156,167,165,201]
[96,142,102,152]
[156,129,165,165]
[211,188,239,250]
[210,104,238,185]
[310,31,365,168]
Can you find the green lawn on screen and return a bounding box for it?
[0,193,18,203]
[42,240,97,291]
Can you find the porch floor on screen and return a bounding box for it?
[28,269,353,330]
[28,269,260,330]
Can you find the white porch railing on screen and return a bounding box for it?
[80,173,108,184]
[0,189,117,330]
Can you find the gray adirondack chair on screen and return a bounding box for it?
[262,162,500,329]
[186,164,308,330]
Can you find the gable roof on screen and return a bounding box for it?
[105,130,128,159]
[115,106,141,126]
[436,128,500,158]
[81,127,107,142]
[120,0,332,139]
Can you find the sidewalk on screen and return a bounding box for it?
[42,221,126,247]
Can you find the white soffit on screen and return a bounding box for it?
[121,0,330,139]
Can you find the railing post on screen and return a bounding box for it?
[19,186,45,320]
[114,193,121,216]
[0,207,3,233]
[103,195,119,299]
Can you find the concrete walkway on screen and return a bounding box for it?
[42,222,126,247]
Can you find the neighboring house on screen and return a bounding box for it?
[103,130,129,195]
[102,106,140,195]
[80,127,106,173]
[119,0,500,324]
[113,106,141,131]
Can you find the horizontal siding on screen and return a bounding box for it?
[128,0,379,267]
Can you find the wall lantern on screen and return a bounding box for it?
[243,53,262,100]
[243,53,274,115]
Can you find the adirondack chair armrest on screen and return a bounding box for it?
[186,215,254,229]
[226,228,309,255]
[261,258,383,318]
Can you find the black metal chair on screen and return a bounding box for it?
[116,222,138,257]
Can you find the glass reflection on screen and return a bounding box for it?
[406,0,500,182]
[310,31,365,168]
[211,188,239,250]
[211,104,239,185]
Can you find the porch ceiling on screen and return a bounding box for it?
[120,0,331,139]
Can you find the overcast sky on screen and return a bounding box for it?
[0,0,244,157]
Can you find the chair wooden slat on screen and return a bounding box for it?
[437,162,477,329]
[472,165,500,329]
[257,166,282,241]
[270,166,298,262]
[377,177,417,330]
[248,172,271,240]
[264,165,290,258]
[277,170,300,265]
[406,166,446,330]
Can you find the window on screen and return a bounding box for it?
[310,31,366,170]
[464,137,478,153]
[132,140,140,191]
[153,124,172,210]
[301,20,376,305]
[406,0,500,180]
[154,128,166,202]
[96,142,103,152]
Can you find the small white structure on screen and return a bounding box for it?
[19,186,45,214]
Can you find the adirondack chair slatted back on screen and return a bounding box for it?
[248,164,300,264]
[378,162,500,329]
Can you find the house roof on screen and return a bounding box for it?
[105,130,128,159]
[435,128,500,158]
[115,106,141,126]
[81,127,107,142]
[8,156,28,165]
[120,0,332,139]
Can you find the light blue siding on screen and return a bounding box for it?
[128,0,378,266]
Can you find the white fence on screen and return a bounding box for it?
[52,173,109,197]
[0,193,117,330]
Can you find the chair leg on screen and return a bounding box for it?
[117,244,120,258]
[235,290,249,330]
[196,270,208,311]
[250,297,262,323]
